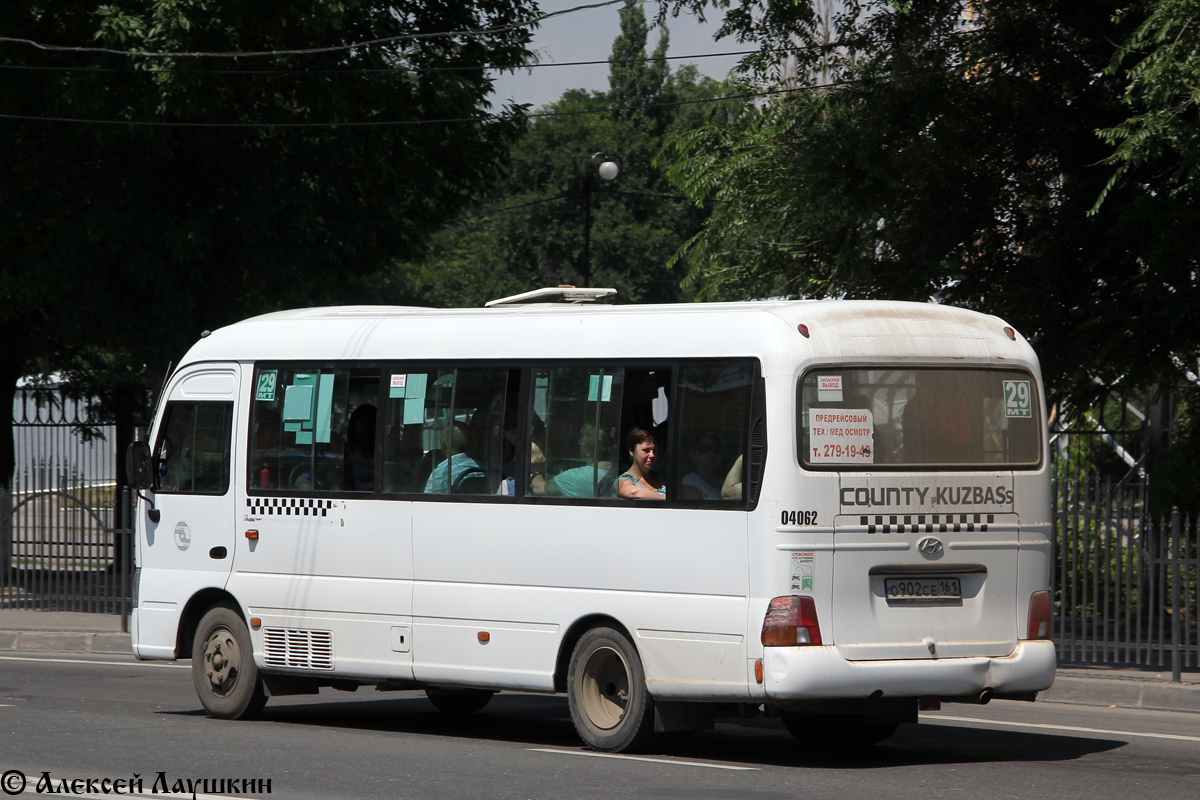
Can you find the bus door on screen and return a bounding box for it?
[800,367,1042,661]
[136,365,240,658]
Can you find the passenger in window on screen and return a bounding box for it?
[680,433,724,501]
[532,424,618,498]
[344,404,377,491]
[617,427,665,500]
[424,421,484,494]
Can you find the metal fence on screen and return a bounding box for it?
[1053,462,1198,677]
[2,390,133,619]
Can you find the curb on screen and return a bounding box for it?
[1038,674,1200,715]
[0,630,132,656]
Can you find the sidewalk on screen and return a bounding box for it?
[2,610,1198,714]
[0,610,132,656]
[1041,663,1200,714]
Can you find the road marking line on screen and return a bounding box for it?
[0,655,190,669]
[529,748,758,770]
[925,714,1200,743]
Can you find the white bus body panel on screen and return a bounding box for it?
[410,503,750,698]
[229,495,416,681]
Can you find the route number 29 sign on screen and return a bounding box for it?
[1003,380,1031,418]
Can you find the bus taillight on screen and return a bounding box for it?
[1026,590,1053,640]
[761,596,822,646]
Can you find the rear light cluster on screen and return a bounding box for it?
[1026,590,1053,640]
[761,596,822,646]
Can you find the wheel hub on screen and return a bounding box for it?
[580,646,630,730]
[203,628,240,697]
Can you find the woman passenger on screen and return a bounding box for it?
[617,427,665,500]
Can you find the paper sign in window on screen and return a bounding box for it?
[587,373,614,402]
[817,375,843,402]
[403,373,428,424]
[315,373,335,444]
[283,384,313,424]
[809,408,875,463]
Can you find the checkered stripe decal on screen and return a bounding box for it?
[247,498,334,517]
[860,513,994,534]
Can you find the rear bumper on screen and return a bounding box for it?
[764,639,1056,700]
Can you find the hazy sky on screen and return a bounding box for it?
[488,1,742,109]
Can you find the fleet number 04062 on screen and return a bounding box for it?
[781,510,818,526]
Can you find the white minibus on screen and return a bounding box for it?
[127,290,1055,752]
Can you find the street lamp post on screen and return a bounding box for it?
[581,152,620,287]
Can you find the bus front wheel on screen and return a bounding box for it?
[191,602,267,720]
[567,627,655,753]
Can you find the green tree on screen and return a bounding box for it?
[661,0,1200,407]
[0,0,538,488]
[1097,0,1200,206]
[388,0,745,308]
[1096,0,1200,512]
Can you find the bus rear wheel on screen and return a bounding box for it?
[567,627,655,753]
[425,687,495,715]
[780,711,898,748]
[192,602,267,720]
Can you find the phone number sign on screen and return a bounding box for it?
[809,409,875,464]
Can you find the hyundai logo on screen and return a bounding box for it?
[917,537,943,555]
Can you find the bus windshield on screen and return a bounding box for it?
[799,367,1042,469]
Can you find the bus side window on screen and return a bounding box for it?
[674,360,755,504]
[156,402,234,495]
[382,367,514,496]
[528,367,624,499]
[249,366,379,493]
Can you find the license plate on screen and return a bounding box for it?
[884,577,962,604]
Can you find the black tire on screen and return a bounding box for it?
[424,687,496,715]
[191,601,267,720]
[567,627,655,753]
[780,711,898,748]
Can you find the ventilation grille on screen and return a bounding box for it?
[262,628,334,671]
[748,416,766,506]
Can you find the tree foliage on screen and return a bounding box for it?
[0,0,538,486]
[660,0,1200,405]
[1097,0,1200,206]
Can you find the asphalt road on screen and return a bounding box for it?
[1,653,1198,800]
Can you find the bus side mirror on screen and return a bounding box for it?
[127,441,154,491]
[127,441,161,523]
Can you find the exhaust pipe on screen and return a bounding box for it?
[943,688,993,706]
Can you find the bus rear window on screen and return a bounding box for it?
[798,368,1041,469]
